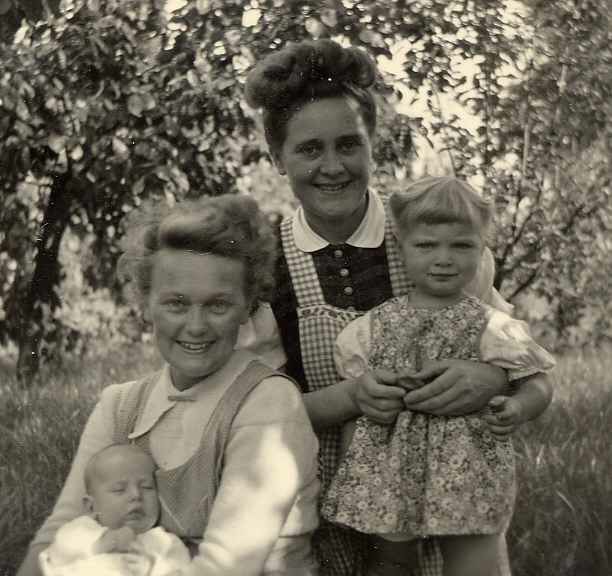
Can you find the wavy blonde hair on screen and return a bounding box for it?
[117,194,277,311]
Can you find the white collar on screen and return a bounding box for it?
[292,189,386,253]
[128,351,255,440]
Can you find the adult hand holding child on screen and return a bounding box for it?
[403,359,508,416]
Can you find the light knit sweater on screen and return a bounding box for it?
[26,350,320,576]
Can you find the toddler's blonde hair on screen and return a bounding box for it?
[390,176,493,239]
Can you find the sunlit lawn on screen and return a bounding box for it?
[1,345,610,575]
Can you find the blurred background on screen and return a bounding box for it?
[0,0,610,574]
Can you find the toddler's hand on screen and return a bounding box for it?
[96,526,138,553]
[482,395,524,439]
[396,368,425,392]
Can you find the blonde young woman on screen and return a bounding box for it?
[18,195,320,576]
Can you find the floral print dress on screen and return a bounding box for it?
[321,294,555,540]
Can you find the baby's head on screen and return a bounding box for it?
[390,177,493,300]
[390,176,492,238]
[83,444,160,534]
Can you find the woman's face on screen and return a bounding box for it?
[273,96,373,234]
[148,249,251,390]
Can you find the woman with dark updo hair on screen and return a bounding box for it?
[245,39,517,576]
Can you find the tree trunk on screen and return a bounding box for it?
[16,174,71,384]
[0,0,61,43]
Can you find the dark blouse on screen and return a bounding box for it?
[270,226,393,391]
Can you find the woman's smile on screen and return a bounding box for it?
[177,340,215,353]
[315,181,352,192]
[149,250,251,391]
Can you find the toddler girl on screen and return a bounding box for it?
[39,444,190,576]
[322,176,555,576]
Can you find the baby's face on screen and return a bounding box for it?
[87,448,160,533]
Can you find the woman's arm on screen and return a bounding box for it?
[187,376,319,576]
[305,312,407,429]
[239,305,406,430]
[303,370,406,429]
[17,387,120,576]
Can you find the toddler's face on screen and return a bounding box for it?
[86,447,160,533]
[399,220,483,306]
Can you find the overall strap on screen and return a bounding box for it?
[112,372,161,445]
[381,195,412,297]
[153,360,291,541]
[280,217,325,307]
[204,360,285,485]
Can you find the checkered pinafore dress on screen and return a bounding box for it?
[111,360,278,555]
[280,212,443,576]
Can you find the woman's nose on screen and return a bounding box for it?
[319,149,344,175]
[186,306,208,334]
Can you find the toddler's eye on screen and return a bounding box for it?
[338,136,361,153]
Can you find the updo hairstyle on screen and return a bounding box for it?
[390,177,493,240]
[245,39,379,153]
[118,194,277,310]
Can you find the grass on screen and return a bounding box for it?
[1,345,611,575]
[508,348,612,575]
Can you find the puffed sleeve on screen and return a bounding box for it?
[333,312,373,379]
[187,376,319,576]
[465,247,514,315]
[235,303,287,370]
[480,308,556,381]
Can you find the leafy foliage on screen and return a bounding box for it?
[0,0,610,380]
[389,0,612,347]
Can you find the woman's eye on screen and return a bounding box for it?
[164,299,186,311]
[453,242,475,249]
[415,242,434,249]
[209,301,230,314]
[298,143,320,157]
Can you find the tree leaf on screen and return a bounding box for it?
[127,93,144,117]
[70,145,84,161]
[48,134,67,153]
[320,9,337,28]
[305,18,324,38]
[112,137,128,157]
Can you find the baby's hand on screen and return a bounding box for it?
[96,526,138,553]
[482,395,524,439]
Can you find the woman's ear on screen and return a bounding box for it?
[270,150,286,175]
[83,494,95,515]
[142,302,152,325]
